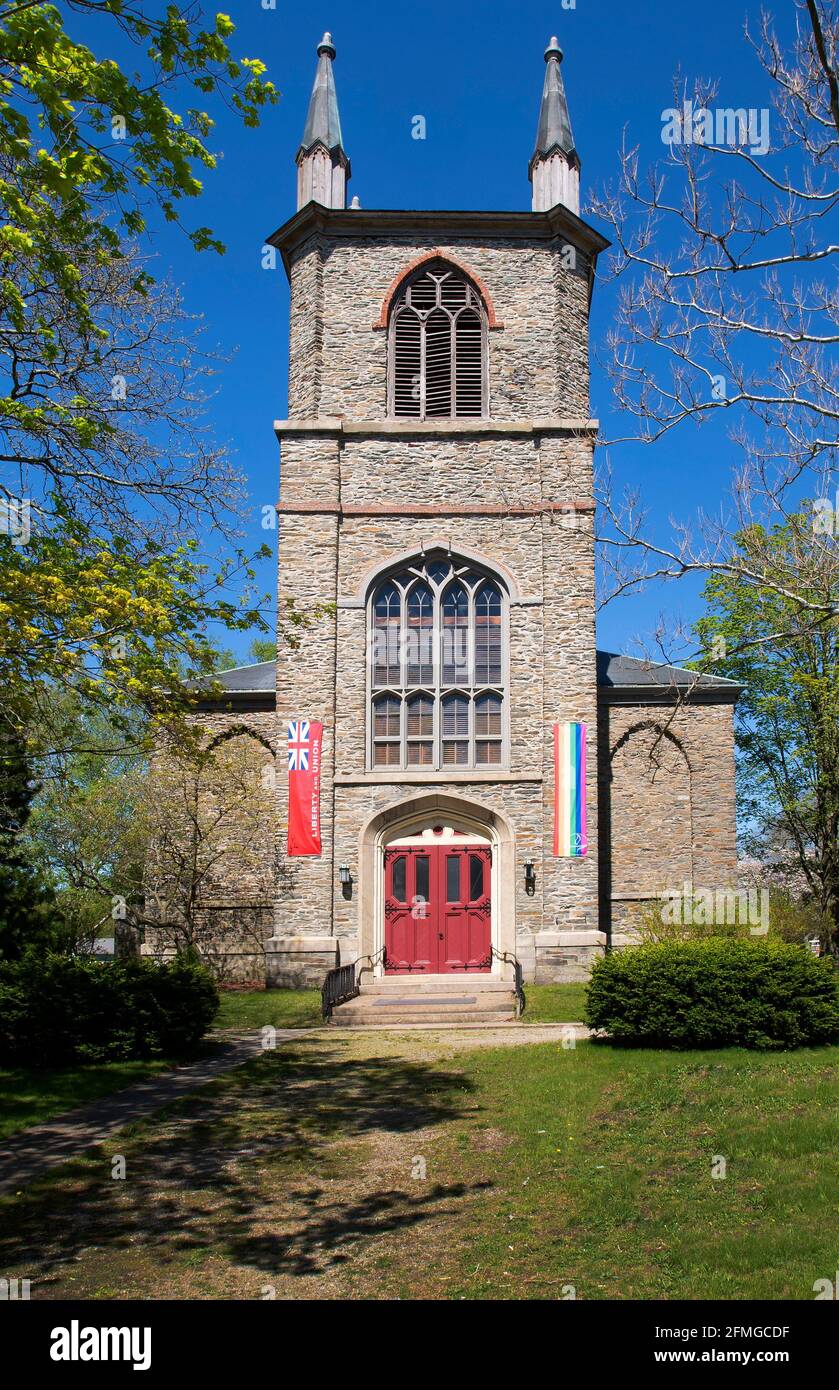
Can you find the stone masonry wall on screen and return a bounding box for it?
[287,235,592,420]
[174,213,740,989]
[273,222,602,983]
[598,700,739,938]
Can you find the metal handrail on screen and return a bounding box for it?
[321,947,386,1020]
[491,946,526,1018]
[321,962,358,1019]
[323,944,524,1020]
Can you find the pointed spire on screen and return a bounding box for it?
[529,37,580,215]
[296,32,351,210]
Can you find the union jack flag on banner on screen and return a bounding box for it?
[287,719,323,856]
[287,720,311,771]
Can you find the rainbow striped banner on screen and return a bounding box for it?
[553,722,588,857]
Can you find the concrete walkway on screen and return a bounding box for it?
[0,1021,591,1195]
[0,1029,307,1196]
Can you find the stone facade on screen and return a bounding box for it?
[598,696,739,944]
[168,40,741,990]
[262,204,608,986]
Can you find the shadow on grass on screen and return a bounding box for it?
[1,1041,486,1288]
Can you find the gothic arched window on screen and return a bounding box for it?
[369,555,507,770]
[388,262,488,419]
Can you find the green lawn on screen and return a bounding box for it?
[0,986,582,1144]
[523,982,588,1023]
[3,1032,836,1300]
[214,987,322,1031]
[213,983,586,1030]
[0,991,322,1141]
[0,1061,171,1142]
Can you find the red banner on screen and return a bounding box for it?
[286,719,323,856]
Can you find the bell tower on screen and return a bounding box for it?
[265,35,612,989]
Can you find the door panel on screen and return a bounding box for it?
[439,847,492,972]
[384,849,436,972]
[384,844,491,973]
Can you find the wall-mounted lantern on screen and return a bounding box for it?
[338,864,353,899]
[524,859,536,896]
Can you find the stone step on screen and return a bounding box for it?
[330,985,517,1026]
[340,992,516,1013]
[329,1007,517,1026]
[360,976,513,993]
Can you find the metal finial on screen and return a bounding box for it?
[317,31,336,59]
[545,36,563,62]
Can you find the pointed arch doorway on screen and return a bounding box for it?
[358,793,517,980]
[384,833,492,973]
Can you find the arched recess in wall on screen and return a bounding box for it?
[608,720,694,899]
[198,727,277,905]
[206,724,275,757]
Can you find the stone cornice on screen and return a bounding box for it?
[274,416,599,439]
[276,500,595,518]
[334,771,543,786]
[265,203,611,279]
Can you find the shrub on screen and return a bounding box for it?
[766,887,833,952]
[633,894,750,944]
[586,938,839,1050]
[0,952,219,1066]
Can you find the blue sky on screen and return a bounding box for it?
[91,0,801,663]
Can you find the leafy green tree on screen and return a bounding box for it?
[0,5,277,751]
[0,513,270,747]
[0,2,276,334]
[695,512,839,950]
[21,693,148,947]
[0,722,67,958]
[247,637,277,664]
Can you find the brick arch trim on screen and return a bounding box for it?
[372,250,504,330]
[353,540,522,602]
[609,720,693,776]
[205,724,275,757]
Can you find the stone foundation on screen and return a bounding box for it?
[519,929,607,983]
[265,936,341,989]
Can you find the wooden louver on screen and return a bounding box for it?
[390,264,487,419]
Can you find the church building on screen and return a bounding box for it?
[191,34,741,1012]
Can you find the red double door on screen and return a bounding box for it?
[384,844,492,973]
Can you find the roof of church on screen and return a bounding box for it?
[298,32,346,159]
[532,36,577,166]
[596,651,743,700]
[203,661,277,693]
[195,654,742,707]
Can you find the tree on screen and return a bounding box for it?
[21,694,148,949]
[140,730,280,982]
[694,510,839,949]
[247,637,277,664]
[0,722,66,958]
[0,5,277,752]
[0,504,270,752]
[592,0,837,644]
[0,3,276,337]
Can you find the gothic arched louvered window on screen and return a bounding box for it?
[369,554,507,770]
[388,263,488,419]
